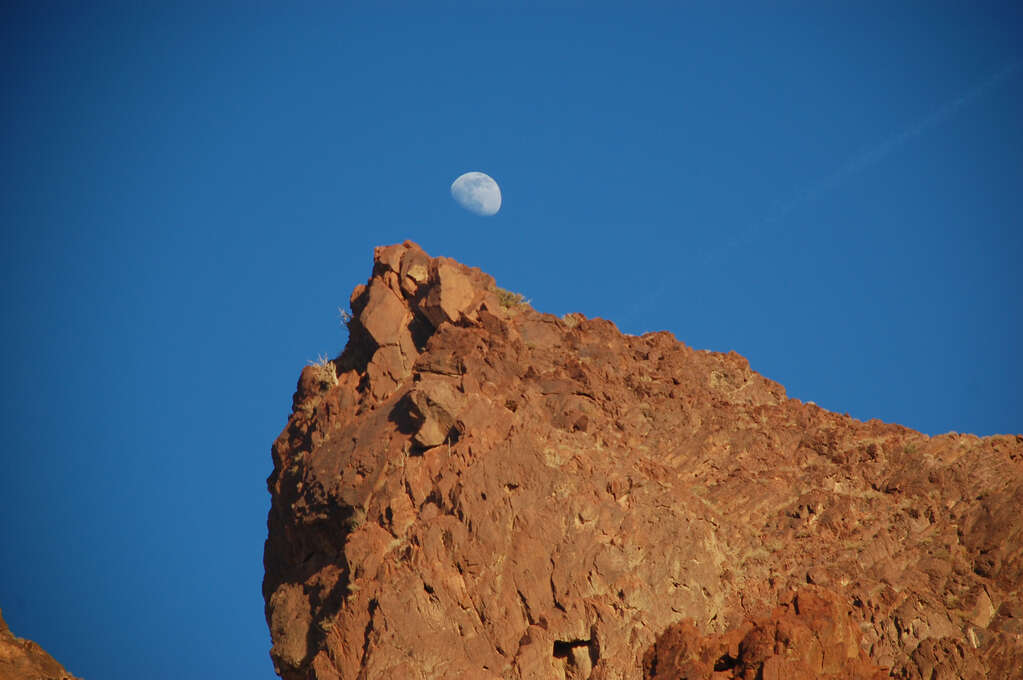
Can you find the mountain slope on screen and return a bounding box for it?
[264,241,1022,679]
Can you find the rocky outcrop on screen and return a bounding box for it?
[643,586,887,679]
[263,241,1023,679]
[0,609,81,680]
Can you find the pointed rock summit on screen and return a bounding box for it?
[264,242,1022,679]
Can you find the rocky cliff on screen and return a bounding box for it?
[0,609,81,680]
[263,241,1022,679]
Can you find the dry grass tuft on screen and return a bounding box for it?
[308,353,339,387]
[495,286,529,309]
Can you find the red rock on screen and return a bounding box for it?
[263,242,1023,680]
[373,243,405,274]
[267,583,313,674]
[0,609,82,680]
[418,257,496,329]
[366,345,406,401]
[398,245,430,296]
[357,278,409,349]
[407,375,465,448]
[644,587,887,680]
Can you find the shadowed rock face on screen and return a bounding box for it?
[0,609,81,680]
[263,241,1023,680]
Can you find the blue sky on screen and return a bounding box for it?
[1,3,1020,678]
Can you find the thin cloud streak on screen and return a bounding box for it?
[710,60,1021,262]
[762,60,1021,228]
[625,60,1020,330]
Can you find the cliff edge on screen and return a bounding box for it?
[264,241,1022,679]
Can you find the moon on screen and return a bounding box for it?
[451,171,502,216]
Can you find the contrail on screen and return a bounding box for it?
[761,60,1021,228]
[624,60,1021,331]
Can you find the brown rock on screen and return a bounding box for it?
[644,587,886,680]
[373,243,405,274]
[896,636,987,680]
[357,278,409,349]
[366,345,406,401]
[407,375,465,448]
[263,243,1023,680]
[419,258,492,328]
[398,246,430,295]
[0,609,82,680]
[267,583,313,673]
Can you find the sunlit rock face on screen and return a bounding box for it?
[263,241,1023,680]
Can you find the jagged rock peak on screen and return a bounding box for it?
[344,240,509,403]
[264,242,1023,680]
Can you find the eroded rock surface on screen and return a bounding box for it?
[643,586,887,679]
[0,609,81,680]
[264,241,1023,679]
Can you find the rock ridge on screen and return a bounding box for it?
[264,241,1023,679]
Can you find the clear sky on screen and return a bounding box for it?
[2,3,1020,679]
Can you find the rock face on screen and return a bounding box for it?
[0,609,81,680]
[263,241,1023,680]
[643,586,887,679]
